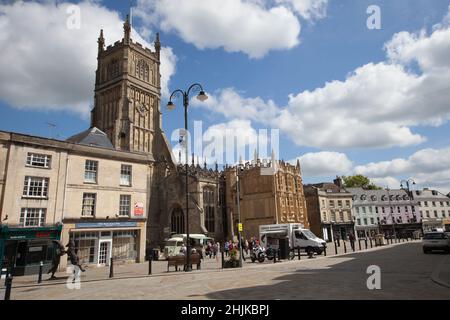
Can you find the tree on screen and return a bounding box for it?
[342,175,382,190]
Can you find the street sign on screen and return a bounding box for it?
[238,223,243,232]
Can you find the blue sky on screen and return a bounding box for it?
[1,0,450,192]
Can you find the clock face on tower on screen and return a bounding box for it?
[136,103,148,117]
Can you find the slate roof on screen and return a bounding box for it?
[66,127,114,149]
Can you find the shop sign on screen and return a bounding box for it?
[75,222,138,229]
[134,202,144,216]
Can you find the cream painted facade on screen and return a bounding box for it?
[0,131,151,273]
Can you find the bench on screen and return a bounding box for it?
[167,253,201,272]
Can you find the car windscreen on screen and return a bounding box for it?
[166,240,180,246]
[302,230,317,239]
[424,233,447,239]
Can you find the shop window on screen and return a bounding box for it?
[70,232,97,264]
[20,208,46,227]
[113,230,137,260]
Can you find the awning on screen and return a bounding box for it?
[0,225,63,240]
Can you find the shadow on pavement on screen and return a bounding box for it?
[205,243,450,300]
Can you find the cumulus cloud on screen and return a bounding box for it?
[290,151,353,177]
[135,0,329,58]
[354,147,450,191]
[191,88,279,124]
[0,1,176,117]
[275,0,328,20]
[193,7,450,149]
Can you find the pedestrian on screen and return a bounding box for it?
[349,232,356,251]
[224,241,230,257]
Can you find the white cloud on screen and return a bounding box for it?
[0,1,176,117]
[275,0,328,20]
[135,0,306,58]
[193,7,450,149]
[291,151,353,177]
[191,88,279,124]
[354,147,450,192]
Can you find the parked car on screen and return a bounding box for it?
[422,232,450,254]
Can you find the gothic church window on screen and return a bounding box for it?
[171,207,184,234]
[203,188,215,233]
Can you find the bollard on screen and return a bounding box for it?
[298,247,301,260]
[221,251,225,269]
[343,241,347,253]
[148,256,152,275]
[370,238,373,248]
[358,239,362,251]
[323,246,327,256]
[337,239,341,247]
[4,275,12,300]
[334,241,338,255]
[109,257,114,278]
[365,239,368,250]
[38,261,43,284]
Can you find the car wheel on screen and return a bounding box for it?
[423,248,430,254]
[316,249,323,255]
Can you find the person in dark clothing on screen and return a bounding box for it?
[48,241,66,279]
[66,241,86,272]
[349,233,356,251]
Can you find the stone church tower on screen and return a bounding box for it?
[91,16,162,153]
[90,17,176,247]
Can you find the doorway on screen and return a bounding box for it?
[98,240,111,266]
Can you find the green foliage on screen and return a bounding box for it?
[342,175,382,190]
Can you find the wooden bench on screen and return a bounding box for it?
[167,253,201,272]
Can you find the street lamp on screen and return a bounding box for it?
[167,83,208,272]
[401,179,417,234]
[236,165,244,267]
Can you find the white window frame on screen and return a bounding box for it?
[120,164,132,186]
[20,208,46,227]
[82,193,96,217]
[26,153,51,168]
[84,160,98,184]
[22,176,49,198]
[119,195,131,217]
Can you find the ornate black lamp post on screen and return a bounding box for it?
[167,83,208,272]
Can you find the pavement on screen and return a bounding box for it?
[1,240,449,300]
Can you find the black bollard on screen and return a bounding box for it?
[4,275,12,300]
[323,246,327,256]
[343,241,347,253]
[370,238,373,248]
[334,241,338,255]
[38,261,43,284]
[358,239,362,251]
[338,239,341,247]
[365,239,368,250]
[148,256,152,275]
[109,257,114,278]
[273,250,276,264]
[221,251,225,269]
[298,247,301,260]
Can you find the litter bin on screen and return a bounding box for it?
[279,238,289,259]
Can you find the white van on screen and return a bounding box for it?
[259,223,327,255]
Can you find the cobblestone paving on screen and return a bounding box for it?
[1,241,449,300]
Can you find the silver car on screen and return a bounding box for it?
[422,232,450,254]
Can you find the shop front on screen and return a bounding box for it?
[0,224,63,276]
[61,220,146,268]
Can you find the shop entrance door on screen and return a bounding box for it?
[98,240,111,266]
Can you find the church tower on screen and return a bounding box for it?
[91,15,162,154]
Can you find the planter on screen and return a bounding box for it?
[223,260,240,268]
